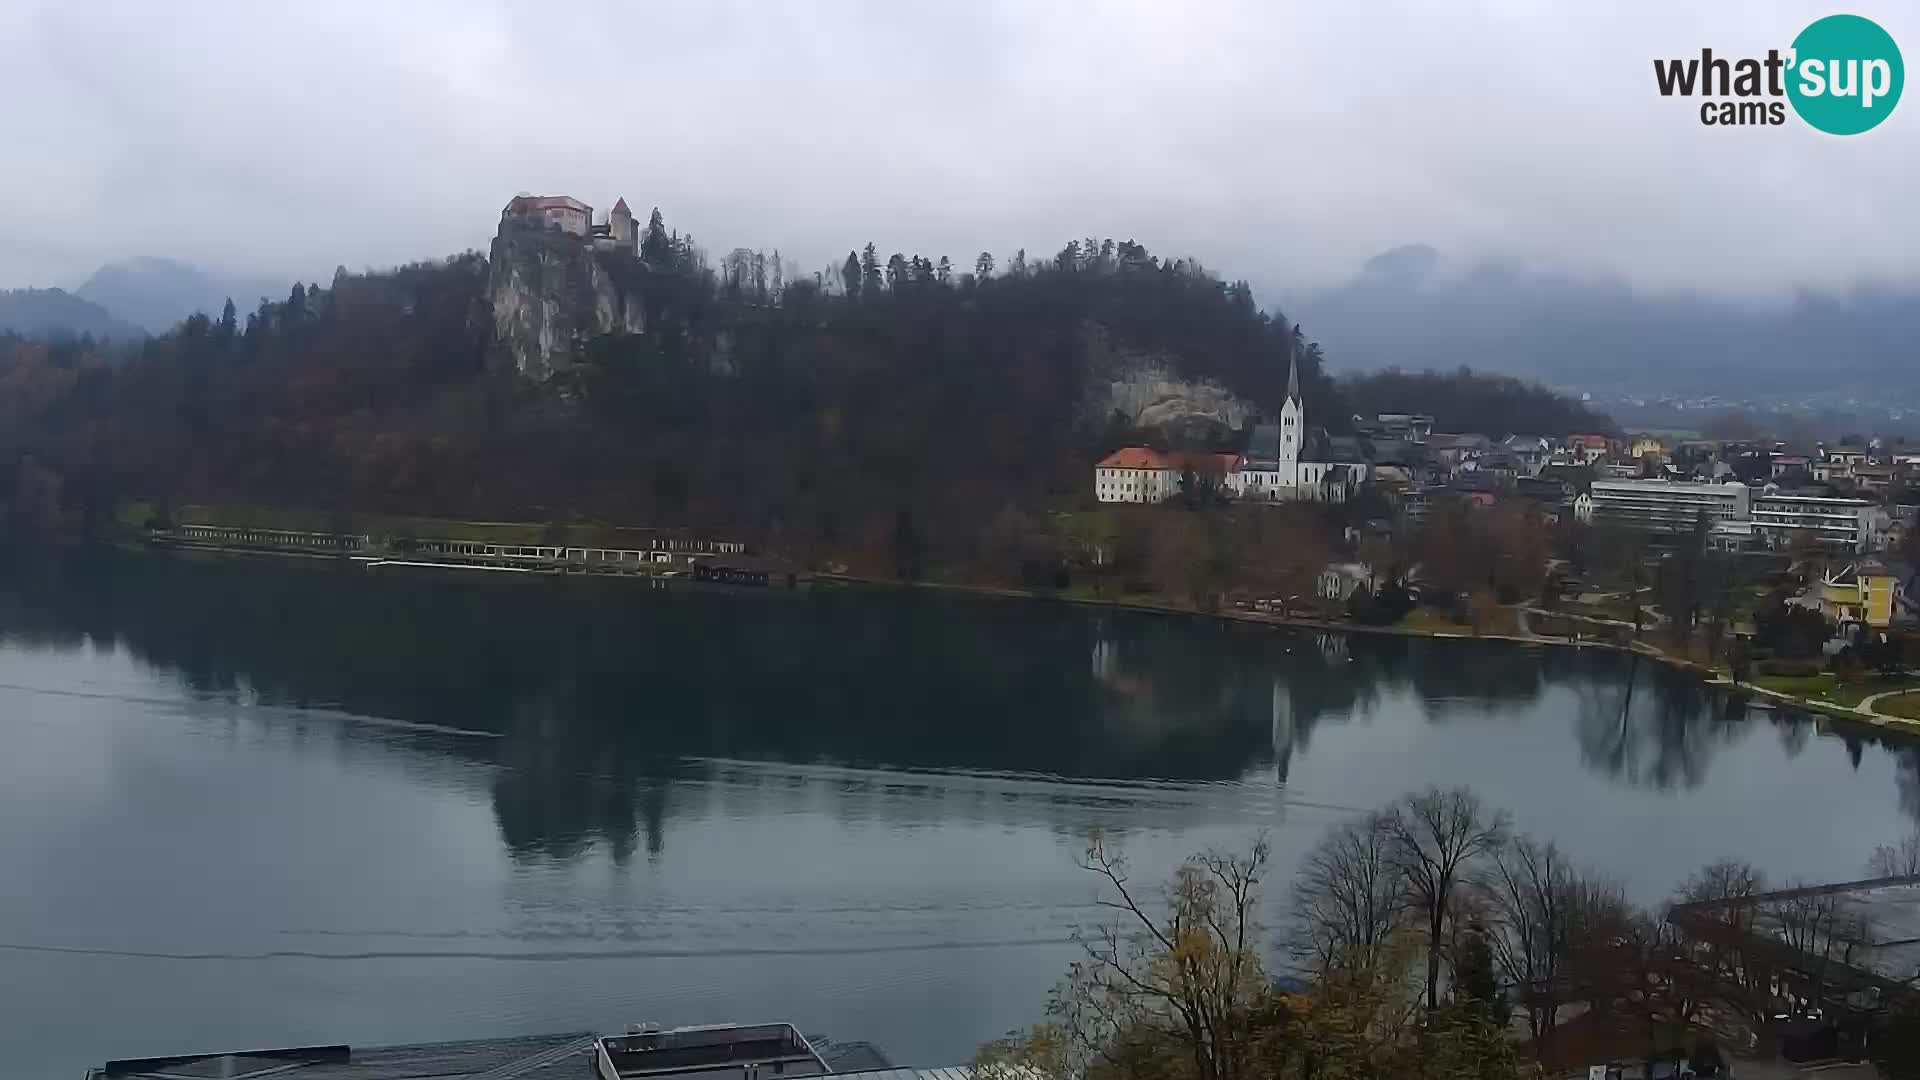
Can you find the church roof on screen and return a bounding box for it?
[613,197,631,213]
[1285,340,1301,405]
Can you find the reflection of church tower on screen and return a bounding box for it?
[1271,678,1295,784]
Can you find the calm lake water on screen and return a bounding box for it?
[1,550,1916,1078]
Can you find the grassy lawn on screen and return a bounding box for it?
[1871,691,1920,719]
[1395,606,1521,636]
[1750,672,1920,708]
[1753,672,1839,699]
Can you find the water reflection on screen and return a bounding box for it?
[4,548,1919,864]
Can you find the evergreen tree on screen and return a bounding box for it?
[1452,926,1511,1028]
[841,251,861,299]
[641,208,671,265]
[217,298,237,342]
[935,256,952,283]
[974,251,994,278]
[885,253,907,291]
[861,243,882,297]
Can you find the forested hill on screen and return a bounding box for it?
[0,233,1349,561]
[1341,368,1618,436]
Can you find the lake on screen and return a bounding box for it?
[1,549,1915,1078]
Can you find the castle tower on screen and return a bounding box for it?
[609,198,635,252]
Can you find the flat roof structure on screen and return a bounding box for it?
[84,1023,912,1080]
[1669,875,1920,1005]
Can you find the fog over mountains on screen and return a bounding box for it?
[1295,245,1918,401]
[74,257,291,335]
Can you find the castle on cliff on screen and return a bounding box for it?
[498,194,638,255]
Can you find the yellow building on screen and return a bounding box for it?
[1821,559,1901,628]
[1629,435,1667,461]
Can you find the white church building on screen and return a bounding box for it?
[1094,348,1366,504]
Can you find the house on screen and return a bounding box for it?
[1425,433,1491,473]
[1353,413,1435,441]
[1503,435,1551,474]
[1629,435,1667,461]
[1468,450,1525,479]
[1564,433,1614,465]
[1317,562,1375,603]
[1821,558,1907,629]
[1771,454,1812,479]
[1849,464,1898,493]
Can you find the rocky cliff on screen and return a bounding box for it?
[1087,342,1258,446]
[487,228,647,381]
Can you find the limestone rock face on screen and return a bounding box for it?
[488,228,647,381]
[1094,354,1256,443]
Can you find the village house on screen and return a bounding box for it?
[1564,433,1613,465]
[1820,558,1915,629]
[1316,562,1375,604]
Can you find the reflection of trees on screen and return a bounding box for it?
[1572,657,1752,789]
[1898,748,1920,825]
[11,549,1920,864]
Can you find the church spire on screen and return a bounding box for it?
[1285,327,1301,406]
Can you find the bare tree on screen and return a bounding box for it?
[1670,859,1770,1034]
[1620,909,1708,1080]
[1868,830,1920,878]
[1386,787,1510,1010]
[1481,835,1591,1058]
[978,831,1274,1080]
[1766,882,1876,1012]
[1292,811,1402,974]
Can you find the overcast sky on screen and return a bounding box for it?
[2,0,1915,301]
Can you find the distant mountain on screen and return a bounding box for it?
[0,288,146,341]
[1296,245,1920,400]
[75,257,290,335]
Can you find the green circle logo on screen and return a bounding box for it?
[1788,14,1903,134]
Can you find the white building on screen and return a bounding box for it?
[1094,449,1245,504]
[1574,478,1751,533]
[1750,488,1885,551]
[1094,447,1178,503]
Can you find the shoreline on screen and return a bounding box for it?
[817,572,1920,740]
[95,539,1920,741]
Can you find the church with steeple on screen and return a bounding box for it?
[1092,340,1367,505]
[1236,343,1366,502]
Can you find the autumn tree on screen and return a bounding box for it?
[977,832,1277,1080]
